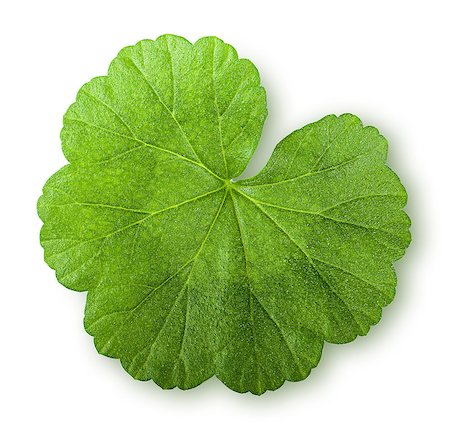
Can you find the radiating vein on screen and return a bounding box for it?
[230,192,262,386]
[212,39,229,178]
[65,117,221,179]
[232,190,320,372]
[47,187,225,258]
[163,37,176,113]
[239,147,382,188]
[127,191,229,375]
[235,188,403,240]
[50,201,152,214]
[126,55,206,167]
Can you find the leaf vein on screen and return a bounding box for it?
[46,187,225,257]
[125,55,207,168]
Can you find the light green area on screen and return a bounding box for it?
[38,35,411,394]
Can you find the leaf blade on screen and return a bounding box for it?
[38,37,410,394]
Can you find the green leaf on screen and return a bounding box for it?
[38,35,411,395]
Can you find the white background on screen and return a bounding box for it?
[1,0,448,427]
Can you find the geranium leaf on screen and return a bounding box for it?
[38,35,411,395]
